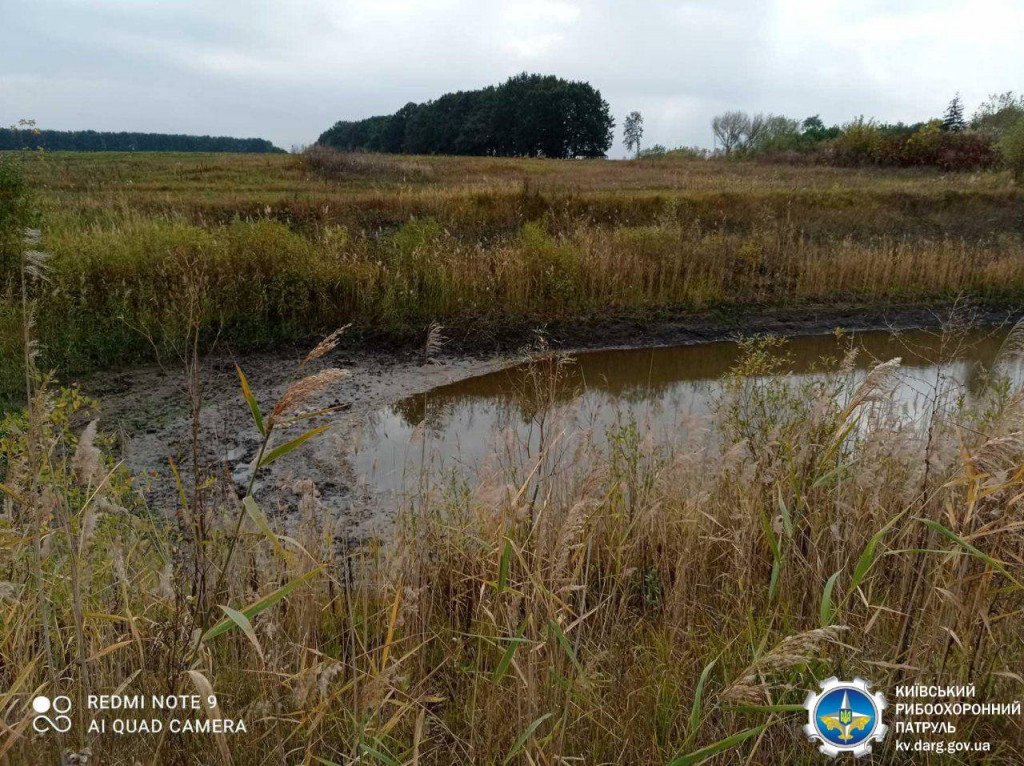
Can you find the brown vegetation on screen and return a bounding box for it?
[1,149,1021,401]
[3,322,1024,762]
[3,150,1024,762]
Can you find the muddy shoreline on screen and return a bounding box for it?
[83,301,1021,537]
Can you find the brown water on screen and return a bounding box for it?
[353,327,1016,495]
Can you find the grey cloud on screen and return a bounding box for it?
[2,0,1022,154]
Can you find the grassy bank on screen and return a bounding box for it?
[4,147,1024,758]
[2,149,1023,398]
[3,330,1024,762]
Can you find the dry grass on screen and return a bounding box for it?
[3,151,1024,761]
[1,149,1022,400]
[0,160,1019,400]
[3,321,1024,762]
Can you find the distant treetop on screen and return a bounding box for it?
[623,111,644,158]
[318,73,615,159]
[942,94,966,133]
[0,128,284,153]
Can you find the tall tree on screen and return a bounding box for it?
[942,94,966,132]
[711,111,750,155]
[746,114,801,152]
[623,111,644,157]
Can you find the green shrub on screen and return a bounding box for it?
[998,117,1024,182]
[663,146,710,160]
[826,118,883,166]
[637,145,709,160]
[637,144,667,158]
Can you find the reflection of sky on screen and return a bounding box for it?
[814,687,877,746]
[353,328,1021,496]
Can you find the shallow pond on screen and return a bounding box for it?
[353,327,1019,497]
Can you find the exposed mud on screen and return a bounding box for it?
[81,302,1020,539]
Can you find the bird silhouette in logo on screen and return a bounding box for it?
[818,691,872,742]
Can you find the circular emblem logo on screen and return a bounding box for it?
[803,677,887,758]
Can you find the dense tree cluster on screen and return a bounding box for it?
[318,73,614,158]
[0,128,283,153]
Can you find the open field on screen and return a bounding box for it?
[4,151,1024,763]
[2,150,1023,398]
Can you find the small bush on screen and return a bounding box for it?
[662,146,710,160]
[637,144,666,158]
[637,145,709,160]
[825,118,883,166]
[998,117,1024,182]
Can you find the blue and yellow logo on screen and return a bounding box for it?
[803,677,887,758]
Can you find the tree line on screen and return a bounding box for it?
[0,127,283,153]
[703,94,994,162]
[627,92,1024,177]
[694,93,1023,173]
[317,73,615,159]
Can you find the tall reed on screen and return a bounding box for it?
[3,325,1024,763]
[4,150,1023,398]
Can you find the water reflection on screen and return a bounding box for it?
[354,327,1015,495]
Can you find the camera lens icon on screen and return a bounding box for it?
[31,695,72,733]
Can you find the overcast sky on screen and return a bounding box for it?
[3,0,1023,156]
